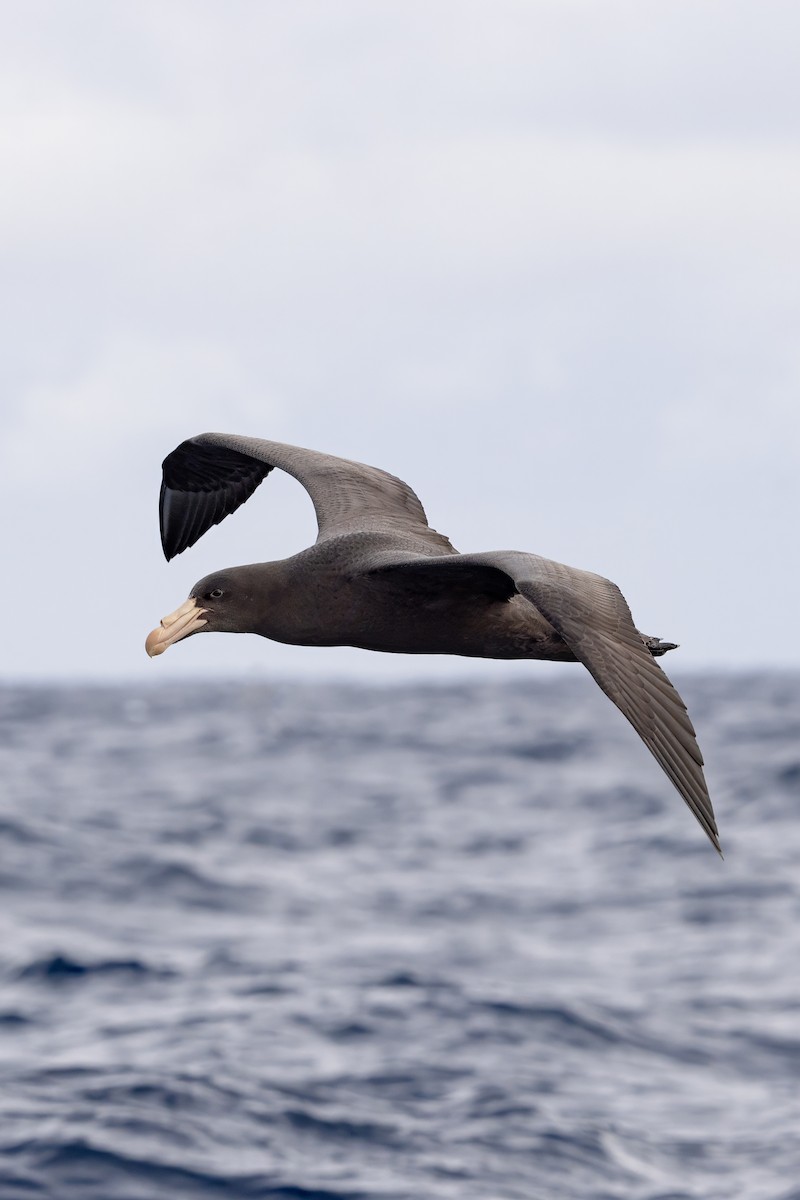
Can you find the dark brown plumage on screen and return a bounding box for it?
[146,433,720,854]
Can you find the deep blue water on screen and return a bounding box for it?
[1,673,799,1200]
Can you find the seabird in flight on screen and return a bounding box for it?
[146,433,720,854]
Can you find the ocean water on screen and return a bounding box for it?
[1,672,799,1200]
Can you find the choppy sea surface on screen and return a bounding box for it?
[1,672,799,1200]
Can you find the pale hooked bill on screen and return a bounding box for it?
[145,597,207,657]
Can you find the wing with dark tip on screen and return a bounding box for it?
[491,552,720,853]
[158,433,455,560]
[160,440,273,561]
[358,547,720,852]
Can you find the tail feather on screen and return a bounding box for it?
[644,636,679,658]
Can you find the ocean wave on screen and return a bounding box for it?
[14,955,170,983]
[1,1137,366,1199]
[2,675,800,1200]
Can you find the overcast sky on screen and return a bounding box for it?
[3,1,799,682]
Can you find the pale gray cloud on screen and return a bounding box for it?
[3,1,798,679]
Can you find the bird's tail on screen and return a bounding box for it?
[643,635,679,657]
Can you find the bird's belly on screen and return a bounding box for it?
[342,596,577,662]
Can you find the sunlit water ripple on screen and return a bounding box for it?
[1,673,799,1199]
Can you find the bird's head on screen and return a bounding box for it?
[145,568,256,656]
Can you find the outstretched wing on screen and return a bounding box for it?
[493,552,719,853]
[159,433,455,561]
[365,549,720,853]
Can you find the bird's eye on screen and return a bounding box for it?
[208,588,224,599]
